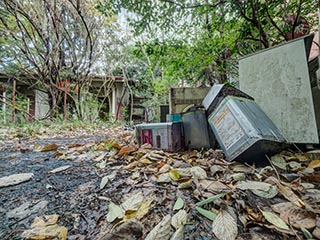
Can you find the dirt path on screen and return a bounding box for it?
[0,128,319,240]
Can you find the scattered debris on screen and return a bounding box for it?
[0,126,319,239]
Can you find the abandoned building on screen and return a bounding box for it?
[0,74,132,122]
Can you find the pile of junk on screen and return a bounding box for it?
[135,34,320,164]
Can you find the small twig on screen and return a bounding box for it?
[293,143,303,153]
[288,218,302,240]
[80,211,89,226]
[265,155,280,181]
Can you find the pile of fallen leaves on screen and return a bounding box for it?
[1,126,320,239]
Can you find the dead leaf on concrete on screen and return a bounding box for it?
[7,200,48,220]
[212,209,238,240]
[157,173,171,183]
[35,143,59,152]
[313,227,320,239]
[145,214,171,240]
[49,165,71,174]
[100,172,117,190]
[0,173,33,188]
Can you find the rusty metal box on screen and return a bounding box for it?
[135,122,184,152]
[208,97,287,163]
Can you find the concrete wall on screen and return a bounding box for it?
[169,87,210,114]
[111,82,129,120]
[239,37,319,144]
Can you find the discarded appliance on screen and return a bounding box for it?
[202,84,253,117]
[207,96,287,163]
[181,109,214,149]
[166,114,182,123]
[135,122,184,152]
[239,34,320,144]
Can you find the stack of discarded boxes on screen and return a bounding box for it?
[136,84,287,164]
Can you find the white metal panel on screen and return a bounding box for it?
[239,38,319,144]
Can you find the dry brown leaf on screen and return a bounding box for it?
[278,183,305,208]
[190,166,207,180]
[112,142,122,150]
[118,146,136,156]
[170,226,184,240]
[36,143,59,152]
[121,191,144,211]
[171,210,187,230]
[271,202,316,229]
[301,174,320,183]
[199,180,229,193]
[308,160,320,169]
[124,161,140,169]
[245,206,263,222]
[21,214,67,240]
[145,215,171,240]
[212,209,238,240]
[156,162,166,169]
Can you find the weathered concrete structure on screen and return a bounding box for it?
[239,34,320,144]
[169,87,210,114]
[0,74,131,121]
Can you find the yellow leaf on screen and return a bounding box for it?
[139,158,153,164]
[308,160,320,169]
[169,169,180,181]
[96,143,107,151]
[124,161,140,169]
[178,180,193,189]
[35,144,59,152]
[22,215,67,240]
[135,199,154,220]
[31,215,60,228]
[22,225,67,240]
